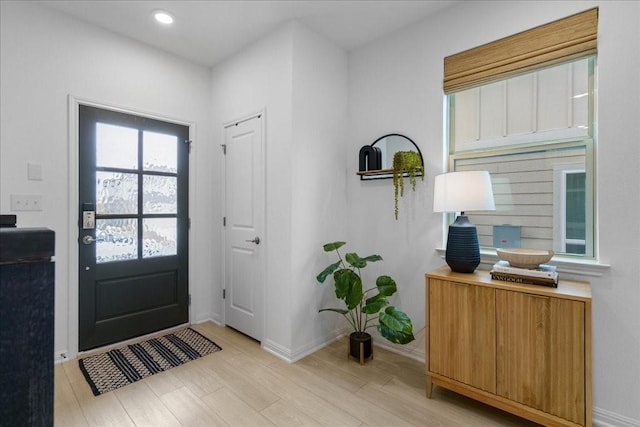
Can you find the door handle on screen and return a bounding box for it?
[245,237,260,245]
[82,235,104,245]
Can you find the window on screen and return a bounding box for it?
[559,169,586,255]
[446,57,596,258]
[442,8,598,259]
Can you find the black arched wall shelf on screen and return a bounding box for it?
[357,134,424,180]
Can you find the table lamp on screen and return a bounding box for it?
[433,171,496,273]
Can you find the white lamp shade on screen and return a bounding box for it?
[433,171,496,213]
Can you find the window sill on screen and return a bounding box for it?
[434,248,610,278]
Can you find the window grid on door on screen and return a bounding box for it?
[95,124,178,263]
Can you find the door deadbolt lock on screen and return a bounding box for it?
[81,203,96,229]
[245,237,260,245]
[82,211,95,229]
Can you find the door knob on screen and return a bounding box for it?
[82,235,104,245]
[245,237,260,245]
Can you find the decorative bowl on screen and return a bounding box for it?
[496,248,554,269]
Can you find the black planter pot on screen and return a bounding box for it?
[349,332,373,365]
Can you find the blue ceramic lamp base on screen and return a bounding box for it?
[445,215,481,273]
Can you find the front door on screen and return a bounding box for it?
[224,115,265,341]
[78,105,189,351]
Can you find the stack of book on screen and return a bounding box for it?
[490,260,558,287]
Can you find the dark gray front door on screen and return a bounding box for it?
[78,105,189,351]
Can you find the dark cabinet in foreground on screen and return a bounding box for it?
[0,228,55,427]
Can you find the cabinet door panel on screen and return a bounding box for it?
[496,290,585,424]
[549,297,586,424]
[429,279,496,393]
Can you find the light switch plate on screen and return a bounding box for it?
[27,162,43,181]
[10,194,43,211]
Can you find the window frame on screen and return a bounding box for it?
[554,164,587,255]
[444,57,597,260]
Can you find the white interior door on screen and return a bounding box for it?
[224,114,264,341]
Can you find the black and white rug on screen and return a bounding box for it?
[79,328,222,396]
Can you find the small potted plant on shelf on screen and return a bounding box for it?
[316,241,415,364]
[392,150,424,220]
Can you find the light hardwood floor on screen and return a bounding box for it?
[54,322,540,426]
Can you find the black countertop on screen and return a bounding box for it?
[0,228,55,264]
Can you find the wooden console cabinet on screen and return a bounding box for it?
[425,267,592,427]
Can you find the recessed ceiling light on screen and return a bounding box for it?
[153,10,174,25]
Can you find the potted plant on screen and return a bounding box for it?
[392,150,424,220]
[316,241,415,364]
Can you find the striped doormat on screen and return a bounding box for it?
[79,328,222,396]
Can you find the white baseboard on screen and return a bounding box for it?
[593,407,640,427]
[191,311,218,325]
[261,339,296,362]
[261,328,426,364]
[194,317,223,327]
[262,327,347,363]
[373,340,425,363]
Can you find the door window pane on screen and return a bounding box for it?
[96,218,138,263]
[143,218,177,258]
[96,171,138,215]
[96,123,138,169]
[143,131,178,173]
[143,175,177,214]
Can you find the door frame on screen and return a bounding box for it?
[221,110,267,341]
[66,95,195,359]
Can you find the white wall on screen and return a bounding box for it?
[210,21,349,360]
[347,1,640,425]
[210,23,295,353]
[0,1,214,358]
[290,23,348,357]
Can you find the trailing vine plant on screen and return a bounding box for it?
[392,151,424,220]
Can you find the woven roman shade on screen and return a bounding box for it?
[444,8,598,93]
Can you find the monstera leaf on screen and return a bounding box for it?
[362,293,388,314]
[333,269,363,310]
[378,306,415,344]
[323,241,345,252]
[345,252,382,269]
[375,275,397,296]
[316,260,341,283]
